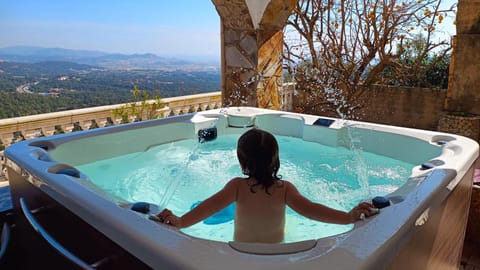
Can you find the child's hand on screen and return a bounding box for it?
[348,202,376,222]
[156,209,181,228]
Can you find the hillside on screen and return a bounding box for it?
[0,59,221,119]
[0,61,102,77]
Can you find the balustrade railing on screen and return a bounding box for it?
[0,84,295,181]
[0,91,222,148]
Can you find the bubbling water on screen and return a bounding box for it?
[77,134,413,243]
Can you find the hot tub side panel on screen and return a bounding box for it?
[5,165,153,270]
[387,163,475,270]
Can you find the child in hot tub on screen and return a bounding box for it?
[156,128,375,243]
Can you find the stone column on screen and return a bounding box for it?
[61,124,74,133]
[439,0,480,142]
[0,133,14,148]
[444,0,480,114]
[95,118,108,128]
[41,126,56,137]
[80,120,93,130]
[212,0,297,110]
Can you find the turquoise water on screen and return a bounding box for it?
[77,134,414,242]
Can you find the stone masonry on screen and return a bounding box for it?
[445,0,480,115]
[438,0,480,141]
[211,0,297,110]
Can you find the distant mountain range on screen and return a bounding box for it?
[0,46,220,71]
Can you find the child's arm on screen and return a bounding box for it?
[157,179,237,228]
[285,181,373,224]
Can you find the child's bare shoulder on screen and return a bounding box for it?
[282,180,294,186]
[229,177,245,183]
[282,180,299,191]
[225,177,244,187]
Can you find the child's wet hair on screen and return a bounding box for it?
[237,128,281,193]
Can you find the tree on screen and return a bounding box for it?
[381,34,450,88]
[111,85,164,123]
[284,0,456,117]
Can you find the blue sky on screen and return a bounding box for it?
[0,0,457,58]
[0,0,221,57]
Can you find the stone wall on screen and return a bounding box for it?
[438,113,480,142]
[294,85,447,131]
[355,85,447,131]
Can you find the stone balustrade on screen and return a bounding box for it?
[0,91,222,148]
[0,83,296,150]
[0,85,294,183]
[0,150,5,181]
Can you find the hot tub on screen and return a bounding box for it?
[4,107,478,269]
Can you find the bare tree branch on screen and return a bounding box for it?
[284,0,455,117]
